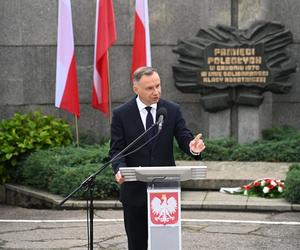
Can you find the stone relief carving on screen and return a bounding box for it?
[172,21,297,112]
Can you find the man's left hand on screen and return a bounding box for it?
[189,133,205,155]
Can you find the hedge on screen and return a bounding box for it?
[284,164,300,203]
[19,143,118,200]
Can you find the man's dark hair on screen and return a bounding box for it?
[133,66,158,84]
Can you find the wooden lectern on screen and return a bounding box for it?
[120,166,207,250]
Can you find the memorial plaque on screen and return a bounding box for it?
[172,21,296,112]
[199,44,269,86]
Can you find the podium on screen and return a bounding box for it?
[120,166,207,250]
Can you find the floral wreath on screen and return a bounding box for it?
[242,178,285,198]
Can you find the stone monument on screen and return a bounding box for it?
[172,21,296,143]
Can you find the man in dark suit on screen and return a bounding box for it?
[109,66,205,250]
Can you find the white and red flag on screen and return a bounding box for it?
[92,0,117,116]
[131,0,151,78]
[55,0,80,118]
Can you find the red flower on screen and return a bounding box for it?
[268,185,275,190]
[266,179,271,184]
[254,181,260,187]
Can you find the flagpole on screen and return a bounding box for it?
[74,115,79,146]
[107,51,112,125]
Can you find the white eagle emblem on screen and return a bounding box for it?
[151,194,177,224]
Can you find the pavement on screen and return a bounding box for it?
[1,161,300,212]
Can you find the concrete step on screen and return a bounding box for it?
[177,161,290,190]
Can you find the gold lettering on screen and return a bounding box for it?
[216,65,245,71]
[213,48,256,56]
[202,77,224,83]
[208,71,223,77]
[208,56,263,65]
[201,71,207,77]
[204,47,268,85]
[207,57,215,64]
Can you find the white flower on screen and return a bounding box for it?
[260,180,266,186]
[271,180,277,186]
[278,186,283,193]
[263,186,270,193]
[243,190,248,196]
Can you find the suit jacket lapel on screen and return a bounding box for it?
[129,97,145,137]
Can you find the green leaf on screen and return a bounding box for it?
[5,153,13,160]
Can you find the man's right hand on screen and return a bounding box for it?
[115,170,125,184]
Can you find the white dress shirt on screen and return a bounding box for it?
[136,96,157,130]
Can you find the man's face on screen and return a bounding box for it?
[133,72,161,106]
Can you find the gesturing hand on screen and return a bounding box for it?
[189,133,205,155]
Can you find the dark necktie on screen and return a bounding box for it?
[145,106,154,139]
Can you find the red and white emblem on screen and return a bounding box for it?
[150,192,178,225]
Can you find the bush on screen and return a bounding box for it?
[199,126,300,162]
[230,140,300,162]
[284,164,300,204]
[174,138,237,161]
[48,163,118,200]
[0,112,73,184]
[201,138,236,161]
[262,125,299,141]
[20,143,118,200]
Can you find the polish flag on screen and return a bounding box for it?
[92,0,117,116]
[131,0,151,78]
[55,0,80,118]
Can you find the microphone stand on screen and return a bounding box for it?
[59,122,160,250]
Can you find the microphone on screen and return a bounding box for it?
[156,107,167,131]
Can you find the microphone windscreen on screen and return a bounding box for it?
[156,107,167,120]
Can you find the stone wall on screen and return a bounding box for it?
[0,0,299,142]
